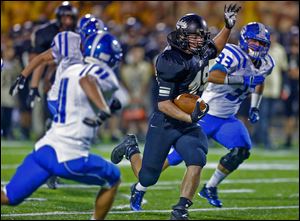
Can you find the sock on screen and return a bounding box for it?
[135,182,147,192]
[175,197,193,209]
[206,168,227,188]
[90,215,96,220]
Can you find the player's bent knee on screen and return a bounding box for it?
[108,165,121,188]
[185,147,207,168]
[139,167,161,187]
[220,147,250,172]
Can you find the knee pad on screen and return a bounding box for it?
[139,166,161,187]
[167,148,183,166]
[220,147,250,172]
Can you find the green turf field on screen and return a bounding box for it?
[1,141,299,220]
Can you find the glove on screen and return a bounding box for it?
[109,97,122,114]
[248,107,260,124]
[83,110,111,127]
[26,88,41,109]
[224,3,241,29]
[190,101,209,123]
[243,75,265,88]
[9,74,26,96]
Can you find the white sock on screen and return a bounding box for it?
[90,215,96,220]
[135,182,147,192]
[206,168,227,188]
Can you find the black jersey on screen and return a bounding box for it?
[31,21,60,54]
[155,40,217,103]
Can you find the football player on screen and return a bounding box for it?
[1,31,123,220]
[9,16,107,190]
[110,3,241,220]
[165,22,274,208]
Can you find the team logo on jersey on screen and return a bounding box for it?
[176,20,187,29]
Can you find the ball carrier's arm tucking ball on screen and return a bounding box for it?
[173,93,208,115]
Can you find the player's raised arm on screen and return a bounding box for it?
[213,3,241,54]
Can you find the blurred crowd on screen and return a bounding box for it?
[1,1,299,149]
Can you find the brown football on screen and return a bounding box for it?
[173,93,207,114]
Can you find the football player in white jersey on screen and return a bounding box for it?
[1,31,123,220]
[9,17,107,190]
[166,22,275,207]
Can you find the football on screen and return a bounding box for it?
[173,93,207,114]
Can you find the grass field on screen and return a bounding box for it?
[1,140,299,220]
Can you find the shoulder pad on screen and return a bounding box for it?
[156,49,186,81]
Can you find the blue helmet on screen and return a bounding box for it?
[77,14,94,31]
[80,18,107,41]
[83,31,123,68]
[239,22,271,61]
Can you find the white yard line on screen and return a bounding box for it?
[1,178,298,188]
[1,205,298,217]
[1,162,299,170]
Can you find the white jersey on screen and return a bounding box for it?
[48,31,83,101]
[202,43,275,118]
[35,62,120,163]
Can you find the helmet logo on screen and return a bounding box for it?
[176,20,187,29]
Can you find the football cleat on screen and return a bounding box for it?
[130,183,145,211]
[46,176,60,190]
[170,205,189,220]
[198,184,222,208]
[110,134,140,164]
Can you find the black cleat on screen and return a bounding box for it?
[170,205,189,220]
[46,176,60,189]
[111,134,140,164]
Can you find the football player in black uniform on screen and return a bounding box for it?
[111,3,241,220]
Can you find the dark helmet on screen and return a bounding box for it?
[55,1,78,30]
[170,13,211,56]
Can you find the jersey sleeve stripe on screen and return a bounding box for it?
[64,32,68,57]
[224,45,241,69]
[83,64,98,77]
[58,33,62,56]
[231,44,247,68]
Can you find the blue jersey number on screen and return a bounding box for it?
[54,78,69,124]
[216,52,234,69]
[225,85,250,104]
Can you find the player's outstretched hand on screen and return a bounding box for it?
[224,3,241,29]
[9,74,26,96]
[248,107,260,124]
[26,87,41,109]
[83,110,111,127]
[190,101,209,123]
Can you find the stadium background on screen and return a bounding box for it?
[1,1,298,149]
[1,1,299,220]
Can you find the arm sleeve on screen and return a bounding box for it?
[214,45,239,75]
[51,33,63,64]
[84,64,119,94]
